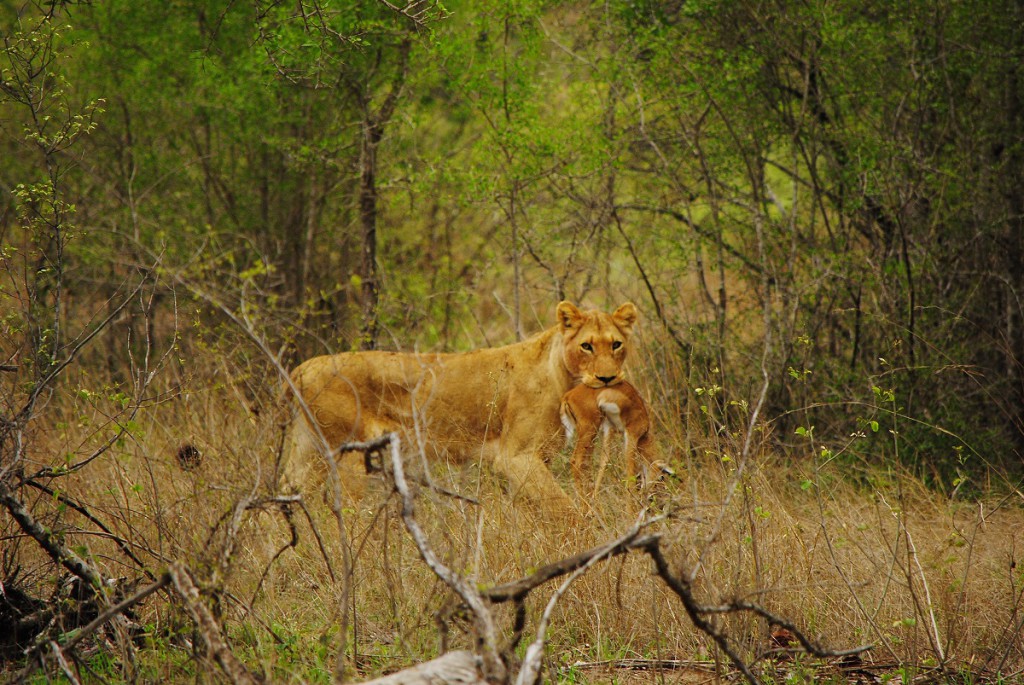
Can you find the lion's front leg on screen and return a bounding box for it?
[493,428,574,515]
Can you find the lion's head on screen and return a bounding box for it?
[557,301,638,388]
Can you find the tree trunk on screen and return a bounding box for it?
[359,118,382,350]
[355,38,411,350]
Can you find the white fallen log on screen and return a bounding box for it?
[361,650,487,685]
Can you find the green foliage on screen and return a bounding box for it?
[4,0,1023,478]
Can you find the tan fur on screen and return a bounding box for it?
[283,301,639,513]
[559,380,652,499]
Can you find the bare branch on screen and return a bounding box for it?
[22,479,158,580]
[335,434,871,685]
[616,203,763,275]
[384,432,507,684]
[50,642,81,685]
[482,529,660,604]
[375,0,450,30]
[0,479,103,592]
[5,274,148,439]
[167,562,261,685]
[515,515,656,685]
[61,575,170,653]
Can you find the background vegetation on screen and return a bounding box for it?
[2,0,1023,683]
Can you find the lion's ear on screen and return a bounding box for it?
[556,301,584,331]
[612,302,638,333]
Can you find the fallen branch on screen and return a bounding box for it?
[338,433,872,685]
[9,575,171,684]
[167,562,261,685]
[383,432,507,684]
[362,650,487,685]
[482,528,661,604]
[0,479,103,592]
[568,657,718,672]
[7,431,877,685]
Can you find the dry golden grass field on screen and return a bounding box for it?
[6,340,1023,685]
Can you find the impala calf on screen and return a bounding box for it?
[559,380,653,499]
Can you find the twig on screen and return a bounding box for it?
[23,479,157,581]
[701,599,872,659]
[50,641,82,685]
[61,575,170,653]
[634,535,873,685]
[568,658,717,672]
[516,513,655,685]
[0,480,103,591]
[907,528,945,664]
[375,0,450,28]
[883,495,946,666]
[611,211,690,356]
[167,562,261,685]
[292,495,337,583]
[616,203,762,274]
[246,498,302,610]
[385,432,507,684]
[8,276,147,434]
[636,535,763,684]
[482,528,662,603]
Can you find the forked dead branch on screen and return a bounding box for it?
[353,433,872,685]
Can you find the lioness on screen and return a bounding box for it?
[560,380,652,499]
[283,301,639,512]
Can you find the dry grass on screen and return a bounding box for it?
[6,346,1024,684]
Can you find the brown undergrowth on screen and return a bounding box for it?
[4,351,1024,684]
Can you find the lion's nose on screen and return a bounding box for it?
[596,375,617,385]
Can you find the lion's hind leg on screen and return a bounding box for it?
[281,410,373,504]
[281,414,320,493]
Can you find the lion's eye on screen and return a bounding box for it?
[581,342,593,352]
[612,341,622,351]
